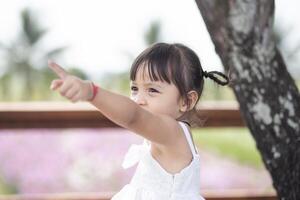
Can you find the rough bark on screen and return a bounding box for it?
[195,0,300,199]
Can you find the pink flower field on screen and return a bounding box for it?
[0,128,274,194]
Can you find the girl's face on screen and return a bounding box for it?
[130,66,184,119]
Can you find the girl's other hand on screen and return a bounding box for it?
[48,60,93,103]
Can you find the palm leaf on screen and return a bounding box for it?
[21,8,47,45]
[144,21,161,45]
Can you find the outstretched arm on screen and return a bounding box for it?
[48,61,137,128]
[48,61,182,146]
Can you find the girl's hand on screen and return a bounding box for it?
[48,60,93,103]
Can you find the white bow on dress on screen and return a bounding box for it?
[122,140,150,169]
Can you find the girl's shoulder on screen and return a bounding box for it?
[148,121,196,174]
[152,120,192,153]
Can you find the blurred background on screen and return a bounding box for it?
[0,0,299,196]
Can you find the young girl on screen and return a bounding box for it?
[49,43,229,200]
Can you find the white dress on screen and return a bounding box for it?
[111,121,205,200]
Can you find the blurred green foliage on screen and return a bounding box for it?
[193,127,264,169]
[0,8,88,102]
[0,176,17,194]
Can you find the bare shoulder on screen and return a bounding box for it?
[156,120,192,154]
[150,120,194,174]
[152,115,187,148]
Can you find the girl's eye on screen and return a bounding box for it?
[130,86,159,94]
[148,88,159,93]
[131,86,138,91]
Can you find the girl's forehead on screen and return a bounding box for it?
[130,78,164,87]
[131,63,172,87]
[131,75,166,89]
[136,65,152,80]
[135,70,152,82]
[132,66,153,82]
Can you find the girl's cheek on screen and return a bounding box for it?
[130,96,135,101]
[130,94,137,101]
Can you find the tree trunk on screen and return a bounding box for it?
[195,0,300,199]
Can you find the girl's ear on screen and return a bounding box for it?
[179,90,198,112]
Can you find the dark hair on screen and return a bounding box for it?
[130,42,230,127]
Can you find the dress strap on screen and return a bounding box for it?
[178,121,198,157]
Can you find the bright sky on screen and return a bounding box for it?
[0,0,299,80]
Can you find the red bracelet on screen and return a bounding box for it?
[88,82,99,101]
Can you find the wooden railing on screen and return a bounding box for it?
[0,101,244,129]
[0,101,277,200]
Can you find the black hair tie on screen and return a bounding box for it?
[202,70,229,86]
[203,70,209,78]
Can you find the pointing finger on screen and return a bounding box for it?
[48,60,68,79]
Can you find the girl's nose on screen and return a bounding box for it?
[132,94,147,105]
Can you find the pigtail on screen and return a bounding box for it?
[202,70,229,86]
